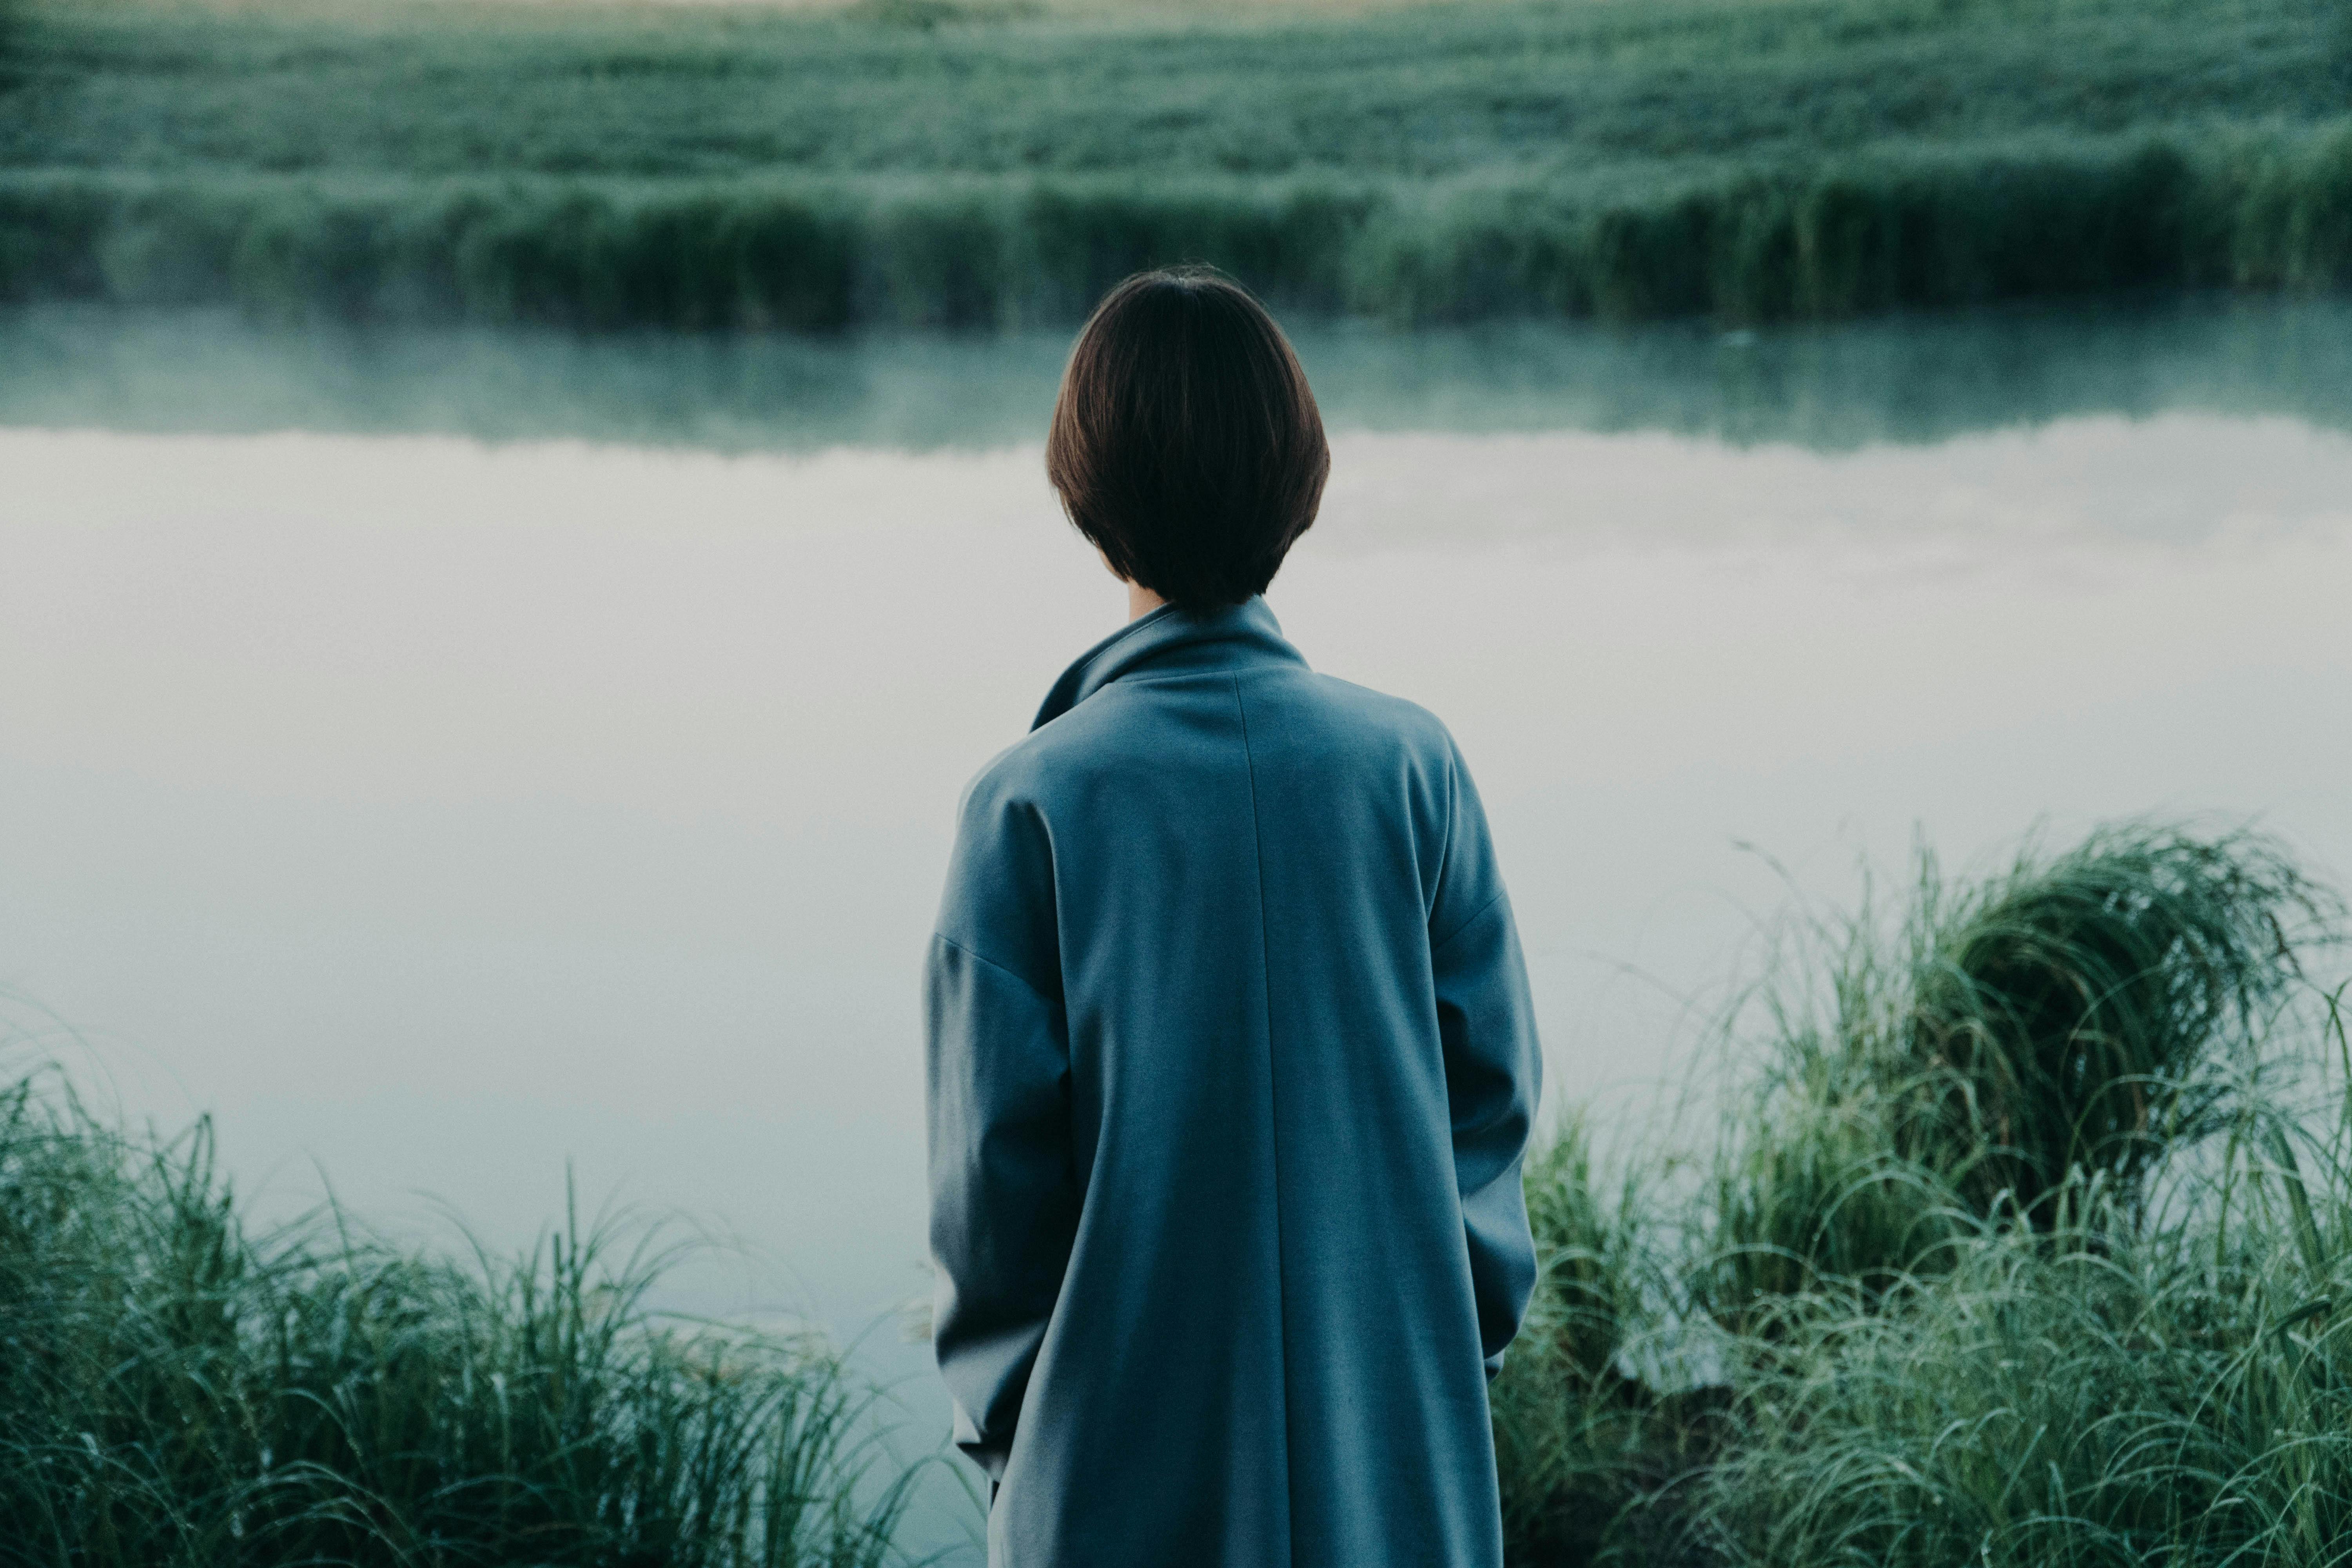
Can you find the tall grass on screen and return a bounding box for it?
[0,1065,920,1568]
[1701,1138,2352,1566]
[1489,1118,1690,1567]
[3,0,2348,327]
[1497,822,2350,1566]
[1702,826,2333,1324]
[8,126,2352,328]
[15,0,2336,183]
[1888,829,2318,1225]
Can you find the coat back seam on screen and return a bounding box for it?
[1229,669,1299,1568]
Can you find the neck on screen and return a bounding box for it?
[1127,581,1167,622]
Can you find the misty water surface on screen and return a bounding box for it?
[3,297,2350,1556]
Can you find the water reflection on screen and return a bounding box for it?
[7,294,2352,453]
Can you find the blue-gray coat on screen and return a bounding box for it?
[926,596,1543,1568]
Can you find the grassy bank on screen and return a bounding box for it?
[1493,824,2352,1566]
[2,0,2348,327]
[0,1063,920,1567]
[4,819,2345,1566]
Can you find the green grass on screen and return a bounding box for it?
[7,0,2343,181]
[1492,823,2352,1566]
[2,0,2349,327]
[0,1057,924,1568]
[1699,1185,2352,1566]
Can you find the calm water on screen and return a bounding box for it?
[5,297,2352,1553]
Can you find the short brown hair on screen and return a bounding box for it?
[1045,268,1330,613]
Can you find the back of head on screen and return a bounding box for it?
[1046,268,1331,614]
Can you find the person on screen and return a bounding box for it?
[923,266,1543,1568]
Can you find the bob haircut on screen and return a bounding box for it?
[1046,268,1330,613]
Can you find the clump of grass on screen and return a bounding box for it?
[0,1065,919,1568]
[1695,1031,1971,1339]
[1496,822,2348,1567]
[1889,827,2328,1227]
[1698,825,2334,1328]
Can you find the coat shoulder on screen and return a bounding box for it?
[1286,670,1460,762]
[954,693,1126,822]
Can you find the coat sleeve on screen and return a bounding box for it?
[1427,741,1543,1379]
[925,780,1080,1482]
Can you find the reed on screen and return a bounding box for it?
[11,126,2352,330]
[0,1066,919,1568]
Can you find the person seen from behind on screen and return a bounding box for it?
[924,266,1543,1568]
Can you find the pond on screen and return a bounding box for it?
[4,295,2350,1557]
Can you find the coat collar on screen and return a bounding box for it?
[1032,595,1308,730]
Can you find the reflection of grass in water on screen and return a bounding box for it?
[1495,823,2352,1566]
[12,293,2352,461]
[1,0,2347,327]
[0,1062,922,1567]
